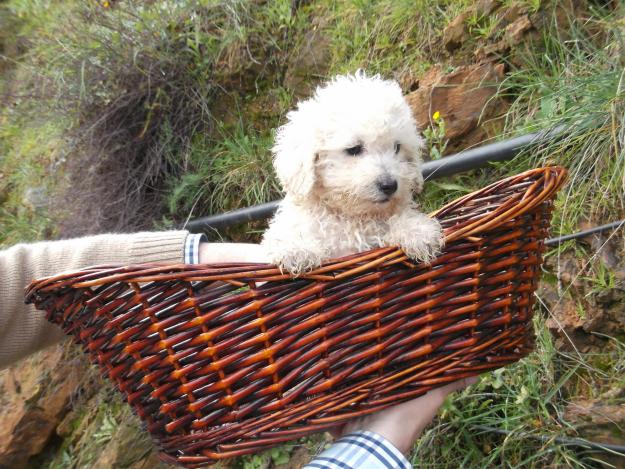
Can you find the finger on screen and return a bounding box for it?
[447,375,479,392]
[466,376,479,386]
[430,375,479,401]
[328,423,345,439]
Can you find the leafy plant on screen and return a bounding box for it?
[422,110,448,160]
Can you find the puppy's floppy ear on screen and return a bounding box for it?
[272,106,317,200]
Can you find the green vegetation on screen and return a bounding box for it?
[413,316,625,467]
[1,0,624,468]
[499,3,625,235]
[2,0,304,238]
[318,0,469,77]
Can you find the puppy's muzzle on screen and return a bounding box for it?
[377,177,398,196]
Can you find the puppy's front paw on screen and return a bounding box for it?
[400,231,444,264]
[272,247,323,276]
[388,216,444,264]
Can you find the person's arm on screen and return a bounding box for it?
[197,241,268,264]
[0,231,189,369]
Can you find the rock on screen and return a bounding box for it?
[595,288,619,306]
[476,0,500,16]
[91,415,169,469]
[530,0,587,35]
[555,255,585,288]
[22,186,48,211]
[405,63,506,153]
[474,13,534,61]
[0,345,82,468]
[127,452,172,469]
[397,68,422,93]
[284,20,329,94]
[443,0,503,52]
[543,295,590,350]
[501,3,525,23]
[550,292,625,349]
[541,246,625,351]
[564,397,625,466]
[474,40,508,62]
[443,12,470,52]
[504,15,532,45]
[565,399,625,428]
[578,221,621,269]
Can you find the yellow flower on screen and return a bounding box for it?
[102,0,110,7]
[432,111,441,121]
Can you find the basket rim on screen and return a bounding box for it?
[432,166,566,242]
[25,166,567,294]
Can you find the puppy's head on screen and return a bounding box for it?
[273,71,424,216]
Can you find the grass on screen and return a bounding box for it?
[497,2,625,235]
[0,1,75,246]
[315,0,469,83]
[0,114,64,245]
[166,122,280,237]
[412,315,625,468]
[502,0,542,14]
[233,435,328,469]
[465,10,502,41]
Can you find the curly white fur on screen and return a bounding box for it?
[262,72,444,275]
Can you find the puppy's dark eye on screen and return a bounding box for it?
[394,142,401,154]
[345,144,363,156]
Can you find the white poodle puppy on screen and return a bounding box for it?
[262,72,444,275]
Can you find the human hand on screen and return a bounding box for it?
[331,377,478,454]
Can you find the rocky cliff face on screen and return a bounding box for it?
[0,345,83,468]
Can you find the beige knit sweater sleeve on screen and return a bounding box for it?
[0,231,189,369]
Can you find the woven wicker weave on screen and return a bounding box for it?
[26,166,566,467]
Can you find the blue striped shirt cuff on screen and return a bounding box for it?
[184,233,206,264]
[304,431,412,469]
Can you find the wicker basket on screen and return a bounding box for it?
[26,166,566,467]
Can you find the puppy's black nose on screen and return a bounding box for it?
[377,178,398,196]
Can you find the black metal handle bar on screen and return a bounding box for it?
[185,126,565,232]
